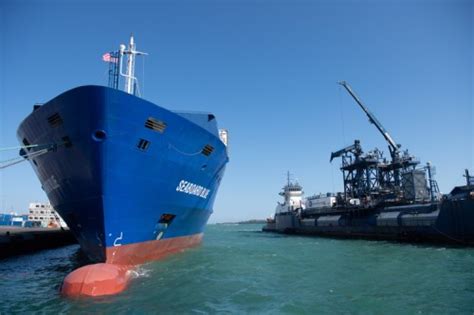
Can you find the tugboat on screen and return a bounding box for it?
[263,82,474,245]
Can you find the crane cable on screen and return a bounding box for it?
[338,84,346,144]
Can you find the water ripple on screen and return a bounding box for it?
[0,224,473,314]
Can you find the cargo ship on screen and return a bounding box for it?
[16,36,229,296]
[263,82,474,246]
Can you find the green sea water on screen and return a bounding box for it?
[1,223,473,314]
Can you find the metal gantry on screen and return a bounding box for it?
[331,82,435,206]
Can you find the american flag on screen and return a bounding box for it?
[102,52,118,63]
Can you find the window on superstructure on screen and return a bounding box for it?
[145,117,167,133]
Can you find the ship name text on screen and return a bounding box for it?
[176,180,211,199]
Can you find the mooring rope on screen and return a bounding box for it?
[338,84,347,145]
[0,142,59,170]
[431,225,465,245]
[0,149,49,169]
[0,144,42,152]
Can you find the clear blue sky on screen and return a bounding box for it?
[0,0,472,223]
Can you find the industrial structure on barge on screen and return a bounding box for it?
[263,82,474,245]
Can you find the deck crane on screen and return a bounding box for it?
[332,81,426,203]
[338,81,419,170]
[338,81,401,160]
[330,140,362,162]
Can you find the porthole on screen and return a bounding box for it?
[92,130,107,142]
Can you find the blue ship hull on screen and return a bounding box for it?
[17,86,228,263]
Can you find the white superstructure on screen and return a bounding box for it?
[275,174,305,214]
[273,174,338,216]
[219,129,229,146]
[28,202,67,228]
[305,194,336,210]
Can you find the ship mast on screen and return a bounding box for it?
[124,36,135,94]
[119,35,147,95]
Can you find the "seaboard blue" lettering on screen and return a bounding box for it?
[176,180,211,199]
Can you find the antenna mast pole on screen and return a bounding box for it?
[125,36,136,94]
[119,35,148,95]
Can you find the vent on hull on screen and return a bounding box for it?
[201,144,214,156]
[137,139,150,151]
[145,117,167,133]
[47,113,63,127]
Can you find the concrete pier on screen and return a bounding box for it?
[0,226,77,258]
